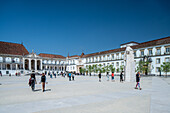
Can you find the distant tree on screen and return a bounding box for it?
[102,67,106,73]
[161,62,170,76]
[80,68,86,75]
[120,65,124,72]
[98,64,103,73]
[136,60,151,75]
[109,65,115,73]
[116,68,120,73]
[92,64,98,76]
[105,65,110,73]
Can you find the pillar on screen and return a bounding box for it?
[23,58,25,70]
[35,59,37,71]
[40,59,43,70]
[29,59,31,70]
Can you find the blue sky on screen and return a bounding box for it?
[0,0,170,56]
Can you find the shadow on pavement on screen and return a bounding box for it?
[45,89,51,92]
[33,89,41,92]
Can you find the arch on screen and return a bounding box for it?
[31,60,35,70]
[37,60,41,70]
[25,59,29,70]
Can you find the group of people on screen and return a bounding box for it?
[28,73,47,92]
[99,71,124,82]
[68,72,75,81]
[98,71,142,90]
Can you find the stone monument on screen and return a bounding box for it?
[124,45,135,82]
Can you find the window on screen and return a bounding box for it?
[156,58,160,64]
[134,51,136,57]
[103,55,105,61]
[156,48,161,55]
[165,47,170,54]
[121,61,124,66]
[96,57,98,62]
[112,63,114,66]
[149,49,153,56]
[112,54,114,60]
[141,50,144,57]
[116,54,119,59]
[165,57,170,62]
[0,57,3,62]
[107,55,110,60]
[156,67,160,72]
[121,54,124,59]
[116,62,119,66]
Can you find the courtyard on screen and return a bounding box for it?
[0,75,170,113]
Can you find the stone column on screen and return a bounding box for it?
[29,59,31,70]
[40,59,43,70]
[23,58,25,70]
[124,46,135,82]
[11,64,12,70]
[35,59,37,71]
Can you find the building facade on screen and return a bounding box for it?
[0,36,170,76]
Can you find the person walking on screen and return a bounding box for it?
[120,71,123,82]
[111,72,115,82]
[69,72,72,81]
[106,72,109,81]
[135,72,142,90]
[29,74,36,91]
[98,72,101,82]
[39,73,47,92]
[72,72,75,81]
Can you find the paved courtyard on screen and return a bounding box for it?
[0,75,170,113]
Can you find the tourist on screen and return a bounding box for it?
[72,72,75,81]
[69,72,72,81]
[111,72,115,82]
[106,72,109,81]
[0,71,2,77]
[98,72,101,82]
[135,72,142,90]
[120,71,123,82]
[39,73,47,92]
[29,74,37,91]
[54,73,56,78]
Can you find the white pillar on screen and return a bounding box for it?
[29,59,31,70]
[40,59,43,70]
[23,58,25,70]
[35,59,37,71]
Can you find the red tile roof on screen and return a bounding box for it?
[39,53,65,59]
[0,41,29,55]
[68,55,80,58]
[82,36,170,58]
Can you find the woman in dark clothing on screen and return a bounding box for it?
[29,74,36,91]
[135,72,142,90]
[120,71,123,82]
[98,72,101,82]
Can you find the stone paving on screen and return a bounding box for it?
[0,75,170,113]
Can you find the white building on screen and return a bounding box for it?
[0,42,66,75]
[0,36,170,76]
[66,36,170,75]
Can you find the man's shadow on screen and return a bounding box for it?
[33,89,41,92]
[44,89,51,92]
